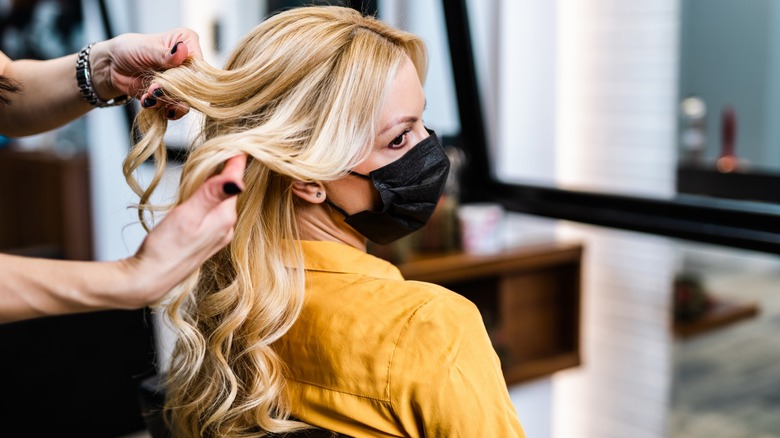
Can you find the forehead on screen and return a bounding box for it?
[377,56,425,126]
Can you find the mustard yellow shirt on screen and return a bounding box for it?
[275,241,525,437]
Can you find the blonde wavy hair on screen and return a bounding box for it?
[123,6,426,438]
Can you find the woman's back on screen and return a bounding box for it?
[276,241,525,437]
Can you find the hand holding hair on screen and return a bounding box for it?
[89,28,203,119]
[0,154,246,324]
[0,27,204,136]
[0,31,241,324]
[126,153,247,307]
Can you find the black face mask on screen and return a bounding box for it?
[326,129,451,245]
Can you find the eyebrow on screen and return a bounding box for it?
[379,116,418,136]
[378,100,427,136]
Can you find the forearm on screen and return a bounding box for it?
[0,53,92,137]
[0,253,150,324]
[0,155,244,325]
[0,41,123,137]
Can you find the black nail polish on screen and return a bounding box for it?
[142,97,157,108]
[152,88,164,98]
[167,109,177,119]
[170,41,183,55]
[223,182,242,196]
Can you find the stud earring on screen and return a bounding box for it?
[316,192,322,198]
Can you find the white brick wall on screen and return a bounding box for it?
[554,221,675,438]
[556,0,679,197]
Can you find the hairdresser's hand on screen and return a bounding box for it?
[88,28,203,119]
[121,154,247,308]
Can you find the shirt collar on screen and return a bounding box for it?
[296,240,403,281]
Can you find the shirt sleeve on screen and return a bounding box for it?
[388,286,526,437]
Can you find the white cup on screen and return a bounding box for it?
[458,203,505,254]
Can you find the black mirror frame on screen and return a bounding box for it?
[441,0,780,255]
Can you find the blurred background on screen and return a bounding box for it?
[1,0,779,437]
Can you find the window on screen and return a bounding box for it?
[401,0,780,254]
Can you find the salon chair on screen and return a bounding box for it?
[138,374,349,437]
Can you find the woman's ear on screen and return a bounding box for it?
[291,180,327,204]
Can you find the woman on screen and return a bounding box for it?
[126,6,525,437]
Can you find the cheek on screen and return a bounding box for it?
[352,154,386,175]
[326,177,379,213]
[410,124,430,144]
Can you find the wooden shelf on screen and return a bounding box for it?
[673,297,759,339]
[396,242,583,385]
[0,148,93,260]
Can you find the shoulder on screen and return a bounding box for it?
[386,282,506,418]
[372,278,484,337]
[400,281,482,329]
[390,281,487,367]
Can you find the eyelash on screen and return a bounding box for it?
[389,129,411,149]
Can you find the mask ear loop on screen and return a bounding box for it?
[324,198,350,218]
[325,168,373,218]
[347,170,372,180]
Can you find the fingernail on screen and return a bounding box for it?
[170,41,183,55]
[223,182,242,196]
[142,97,157,108]
[167,109,177,119]
[152,88,164,98]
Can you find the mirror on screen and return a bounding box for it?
[677,0,780,203]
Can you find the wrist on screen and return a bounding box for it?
[116,254,177,308]
[88,41,121,99]
[92,257,157,310]
[78,41,129,107]
[121,256,161,308]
